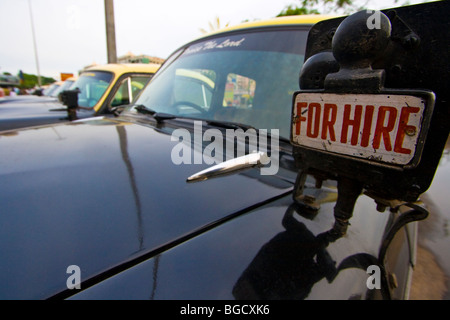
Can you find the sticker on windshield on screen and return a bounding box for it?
[185,38,245,54]
[291,93,426,165]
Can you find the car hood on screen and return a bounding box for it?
[0,99,64,117]
[0,99,95,131]
[0,117,293,299]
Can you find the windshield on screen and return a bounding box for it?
[43,84,60,96]
[51,79,75,97]
[71,71,113,108]
[134,29,308,138]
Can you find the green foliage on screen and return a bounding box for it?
[277,5,320,16]
[19,72,56,89]
[277,0,356,16]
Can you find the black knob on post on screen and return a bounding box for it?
[325,10,392,92]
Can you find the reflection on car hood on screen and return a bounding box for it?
[0,117,293,299]
[0,95,58,104]
[0,99,65,118]
[0,99,98,131]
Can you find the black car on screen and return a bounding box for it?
[0,3,448,301]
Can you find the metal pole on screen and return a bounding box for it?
[28,0,41,87]
[104,0,117,63]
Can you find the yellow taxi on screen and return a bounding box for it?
[71,63,161,114]
[203,14,335,37]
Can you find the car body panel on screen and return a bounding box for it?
[69,190,396,300]
[0,115,417,300]
[0,117,292,299]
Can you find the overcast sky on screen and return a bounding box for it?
[0,0,432,81]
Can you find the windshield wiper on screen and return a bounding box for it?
[134,104,156,115]
[134,104,176,123]
[205,120,256,131]
[206,120,290,143]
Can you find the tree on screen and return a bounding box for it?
[19,72,56,89]
[277,0,432,16]
[199,16,230,34]
[278,0,362,16]
[277,5,320,16]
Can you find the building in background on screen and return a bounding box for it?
[81,52,165,74]
[117,51,165,65]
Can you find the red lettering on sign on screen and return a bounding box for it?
[361,105,374,147]
[373,106,397,151]
[321,103,337,141]
[292,93,424,164]
[295,102,307,135]
[295,101,420,156]
[307,103,321,138]
[341,104,362,145]
[394,106,420,154]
